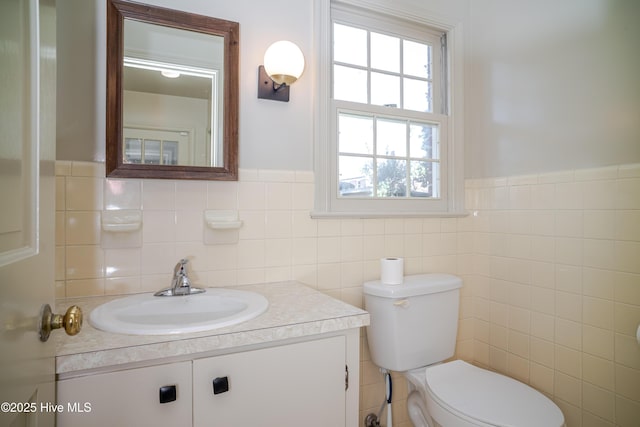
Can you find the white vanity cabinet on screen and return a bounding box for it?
[57,361,192,427]
[193,336,346,427]
[57,332,359,427]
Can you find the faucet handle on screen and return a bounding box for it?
[174,258,189,276]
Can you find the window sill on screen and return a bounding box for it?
[309,210,469,219]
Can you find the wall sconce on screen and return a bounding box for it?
[258,41,305,102]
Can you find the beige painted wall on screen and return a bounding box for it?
[466,0,640,178]
[56,0,471,171]
[58,0,640,176]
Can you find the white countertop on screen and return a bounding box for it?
[55,281,369,376]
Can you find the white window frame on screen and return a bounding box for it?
[313,0,466,218]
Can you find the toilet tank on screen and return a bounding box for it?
[364,274,462,372]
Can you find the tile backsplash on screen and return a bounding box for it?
[55,161,640,426]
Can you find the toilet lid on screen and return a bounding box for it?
[425,361,564,427]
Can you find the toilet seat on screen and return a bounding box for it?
[422,360,564,427]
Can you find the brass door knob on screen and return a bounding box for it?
[39,304,83,342]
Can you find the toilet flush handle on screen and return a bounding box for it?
[393,299,410,308]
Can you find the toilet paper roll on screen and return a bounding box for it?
[380,257,404,285]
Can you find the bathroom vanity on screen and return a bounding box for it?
[55,281,369,427]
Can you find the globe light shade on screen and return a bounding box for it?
[263,41,305,86]
[161,70,180,78]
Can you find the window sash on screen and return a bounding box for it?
[330,102,449,214]
[335,105,444,199]
[331,9,444,115]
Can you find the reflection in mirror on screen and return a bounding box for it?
[106,0,238,180]
[123,20,223,167]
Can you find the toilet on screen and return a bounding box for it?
[364,274,565,427]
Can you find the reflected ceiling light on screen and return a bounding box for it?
[258,40,305,102]
[124,57,215,79]
[161,70,181,78]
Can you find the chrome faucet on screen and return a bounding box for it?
[154,259,206,296]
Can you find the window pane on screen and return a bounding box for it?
[376,158,406,197]
[371,73,400,108]
[432,161,441,198]
[404,78,431,112]
[410,161,435,197]
[338,113,373,155]
[143,140,161,165]
[333,23,367,66]
[162,140,179,165]
[409,123,439,159]
[404,40,431,79]
[339,156,373,197]
[376,119,406,157]
[124,138,142,164]
[371,32,399,72]
[334,65,368,103]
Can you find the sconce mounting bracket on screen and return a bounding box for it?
[258,65,290,102]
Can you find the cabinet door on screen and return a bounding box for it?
[57,361,192,427]
[193,336,346,427]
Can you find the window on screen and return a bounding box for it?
[124,137,179,165]
[313,1,465,217]
[123,127,190,165]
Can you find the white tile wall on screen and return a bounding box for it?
[466,163,640,427]
[55,161,640,426]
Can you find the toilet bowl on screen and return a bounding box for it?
[405,360,565,427]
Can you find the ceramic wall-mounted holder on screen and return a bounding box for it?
[101,210,142,248]
[101,210,142,232]
[204,210,243,245]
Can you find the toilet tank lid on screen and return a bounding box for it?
[364,274,462,298]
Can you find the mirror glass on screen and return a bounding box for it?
[106,0,238,180]
[123,20,223,167]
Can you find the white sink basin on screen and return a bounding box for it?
[89,288,269,335]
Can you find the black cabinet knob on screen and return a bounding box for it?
[159,385,177,404]
[212,376,229,395]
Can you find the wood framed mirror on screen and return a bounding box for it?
[106,0,239,180]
